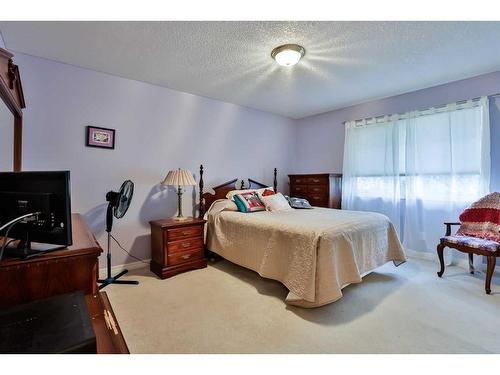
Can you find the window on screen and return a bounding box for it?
[342,97,490,253]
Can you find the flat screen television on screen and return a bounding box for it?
[0,171,72,258]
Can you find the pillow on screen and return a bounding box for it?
[457,192,500,242]
[233,196,247,212]
[226,187,275,201]
[289,197,313,209]
[261,189,275,197]
[255,187,275,200]
[261,193,293,212]
[233,192,266,212]
[226,189,256,201]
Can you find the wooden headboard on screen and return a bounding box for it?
[198,164,277,218]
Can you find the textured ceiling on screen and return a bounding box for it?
[2,21,500,119]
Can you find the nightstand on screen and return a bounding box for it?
[149,217,207,279]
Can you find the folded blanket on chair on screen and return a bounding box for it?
[457,192,500,242]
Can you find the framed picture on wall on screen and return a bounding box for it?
[86,126,115,149]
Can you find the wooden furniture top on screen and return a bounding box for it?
[85,292,129,354]
[0,47,25,118]
[198,164,278,218]
[288,173,342,177]
[0,213,102,267]
[150,217,206,229]
[0,47,25,171]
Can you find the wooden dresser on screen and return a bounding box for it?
[150,217,207,279]
[0,214,129,353]
[288,173,342,209]
[0,214,101,307]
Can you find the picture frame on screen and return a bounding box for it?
[85,126,115,149]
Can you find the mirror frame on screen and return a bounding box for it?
[0,47,25,171]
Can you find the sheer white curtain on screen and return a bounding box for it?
[342,97,490,259]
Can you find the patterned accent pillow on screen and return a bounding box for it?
[234,192,265,213]
[457,192,500,242]
[226,189,256,201]
[261,189,275,197]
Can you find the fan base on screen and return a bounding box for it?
[98,269,139,290]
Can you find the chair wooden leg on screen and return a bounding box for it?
[485,256,496,295]
[437,243,445,277]
[468,253,474,274]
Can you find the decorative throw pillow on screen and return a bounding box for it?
[262,189,275,196]
[233,192,266,213]
[226,189,256,201]
[261,193,293,212]
[457,192,500,242]
[289,197,313,209]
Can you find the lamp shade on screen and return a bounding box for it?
[161,169,196,186]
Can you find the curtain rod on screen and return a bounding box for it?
[343,93,499,124]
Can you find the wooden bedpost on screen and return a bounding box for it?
[273,168,278,192]
[199,164,204,218]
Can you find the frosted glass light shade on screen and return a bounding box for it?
[271,44,305,67]
[161,169,196,186]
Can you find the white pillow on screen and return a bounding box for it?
[255,187,275,200]
[260,193,293,212]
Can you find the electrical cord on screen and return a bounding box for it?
[109,233,148,264]
[0,212,40,262]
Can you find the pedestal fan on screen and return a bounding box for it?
[98,180,139,290]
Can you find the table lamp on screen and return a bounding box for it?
[161,168,196,220]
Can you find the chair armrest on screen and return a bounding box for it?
[444,222,461,236]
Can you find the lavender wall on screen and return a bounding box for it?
[16,53,296,268]
[294,71,500,192]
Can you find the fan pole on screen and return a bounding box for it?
[98,189,139,289]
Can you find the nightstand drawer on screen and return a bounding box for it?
[167,237,203,254]
[167,225,203,241]
[167,248,203,266]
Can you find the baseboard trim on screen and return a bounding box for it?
[404,248,487,272]
[99,259,150,279]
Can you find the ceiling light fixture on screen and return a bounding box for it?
[271,44,305,67]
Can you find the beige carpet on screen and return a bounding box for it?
[105,258,500,353]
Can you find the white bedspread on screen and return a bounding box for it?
[205,200,406,307]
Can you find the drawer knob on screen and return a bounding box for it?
[182,231,191,235]
[313,179,320,182]
[181,254,191,260]
[182,242,191,248]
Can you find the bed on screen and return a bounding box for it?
[198,165,406,308]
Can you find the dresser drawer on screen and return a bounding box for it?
[307,185,328,194]
[167,237,203,254]
[306,176,329,185]
[167,248,203,266]
[167,225,203,241]
[308,194,327,206]
[290,176,307,185]
[291,184,308,195]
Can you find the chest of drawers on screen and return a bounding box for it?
[149,218,207,279]
[288,173,342,209]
